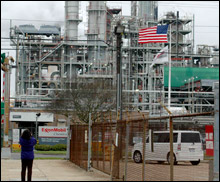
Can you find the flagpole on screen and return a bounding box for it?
[168,24,172,110]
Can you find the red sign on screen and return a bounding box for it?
[205,125,214,156]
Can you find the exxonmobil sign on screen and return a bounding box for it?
[39,126,68,138]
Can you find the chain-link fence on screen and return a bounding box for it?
[112,112,214,181]
[70,124,88,170]
[91,122,116,175]
[70,111,214,181]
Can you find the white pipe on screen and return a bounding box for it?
[168,24,172,109]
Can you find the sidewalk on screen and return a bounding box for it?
[1,148,110,181]
[1,159,110,181]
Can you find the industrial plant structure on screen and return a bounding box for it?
[8,1,219,133]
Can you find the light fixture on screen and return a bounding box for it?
[114,24,125,34]
[36,113,41,117]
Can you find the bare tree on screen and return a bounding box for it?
[45,78,116,123]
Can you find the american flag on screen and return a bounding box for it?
[138,25,169,44]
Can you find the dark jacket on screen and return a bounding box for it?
[19,136,37,160]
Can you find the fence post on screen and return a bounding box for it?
[111,111,121,179]
[209,159,214,181]
[110,136,115,180]
[142,112,149,181]
[88,113,92,171]
[66,115,70,160]
[110,111,115,181]
[142,118,146,181]
[124,110,130,181]
[169,116,174,181]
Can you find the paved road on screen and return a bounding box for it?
[92,159,209,181]
[125,161,209,181]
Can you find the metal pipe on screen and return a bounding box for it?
[176,11,179,57]
[115,24,124,121]
[169,116,174,181]
[168,23,172,110]
[122,90,214,94]
[116,111,214,123]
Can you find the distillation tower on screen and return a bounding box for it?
[65,1,82,82]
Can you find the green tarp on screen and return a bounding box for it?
[164,67,219,88]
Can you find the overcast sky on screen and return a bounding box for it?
[1,1,219,97]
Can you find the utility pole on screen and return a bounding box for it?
[114,22,125,120]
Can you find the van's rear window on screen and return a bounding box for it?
[181,133,201,143]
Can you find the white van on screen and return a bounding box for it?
[132,130,203,165]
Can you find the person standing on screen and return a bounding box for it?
[19,129,37,181]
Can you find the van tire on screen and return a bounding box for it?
[167,153,178,165]
[133,151,142,163]
[190,160,200,165]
